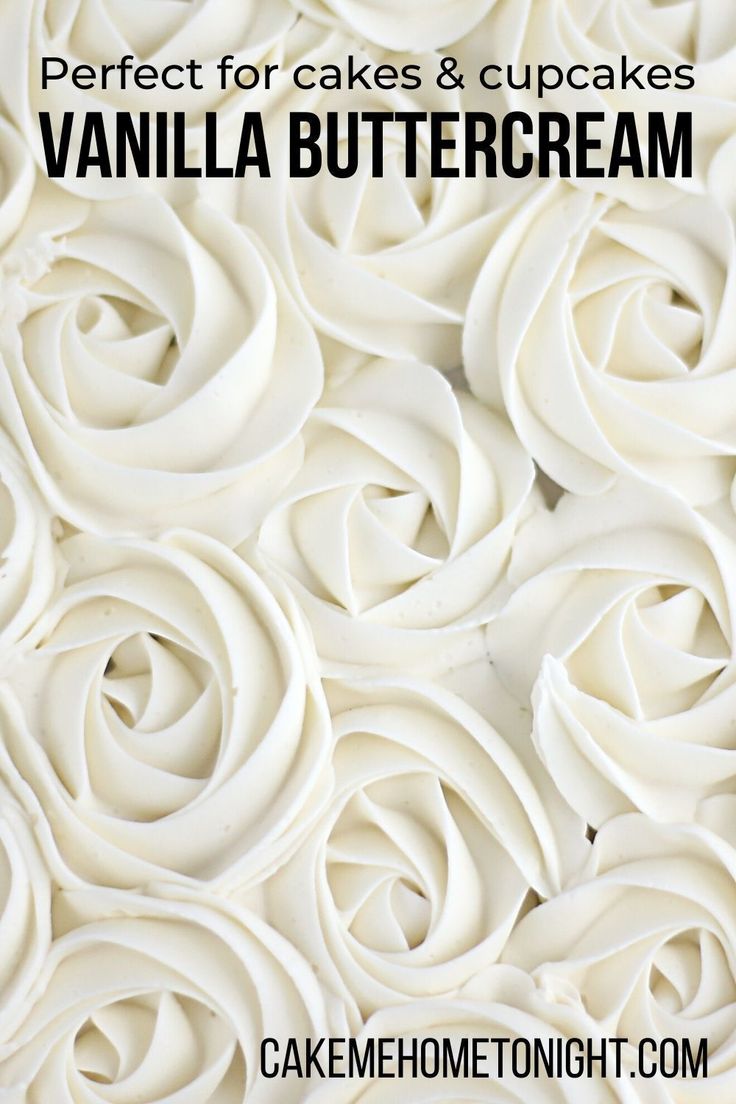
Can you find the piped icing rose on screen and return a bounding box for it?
[287,0,500,51]
[456,0,736,205]
[0,886,341,1103]
[0,783,51,1043]
[256,358,535,674]
[0,116,34,249]
[224,25,538,370]
[0,529,333,891]
[304,966,640,1103]
[0,430,62,673]
[485,479,736,829]
[0,0,295,199]
[465,185,736,505]
[505,815,736,1101]
[263,678,587,1025]
[0,187,322,541]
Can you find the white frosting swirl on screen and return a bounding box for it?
[0,430,61,673]
[0,529,333,890]
[0,0,295,199]
[226,26,538,369]
[287,0,499,52]
[465,185,736,505]
[0,886,340,1103]
[505,815,736,1100]
[0,186,322,541]
[0,782,51,1042]
[264,678,587,1025]
[0,116,34,250]
[485,479,736,829]
[256,359,535,673]
[459,0,736,205]
[305,966,638,1102]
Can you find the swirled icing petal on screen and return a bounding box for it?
[263,677,587,1025]
[0,783,51,1042]
[256,358,536,674]
[0,0,295,199]
[288,0,501,51]
[0,116,34,249]
[0,529,333,890]
[485,479,736,828]
[465,185,736,504]
[456,0,736,206]
[505,815,736,1101]
[0,187,323,542]
[222,28,540,369]
[305,965,640,1102]
[0,885,344,1103]
[0,430,63,672]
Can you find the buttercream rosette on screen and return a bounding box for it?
[0,430,62,673]
[287,0,500,51]
[0,115,34,249]
[456,0,736,206]
[0,529,333,891]
[0,187,322,541]
[304,965,641,1103]
[0,886,342,1103]
[0,782,52,1044]
[263,677,587,1026]
[465,185,736,506]
[0,0,295,199]
[256,358,535,674]
[505,815,736,1102]
[485,478,736,830]
[225,25,538,370]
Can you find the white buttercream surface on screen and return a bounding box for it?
[0,3,733,1102]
